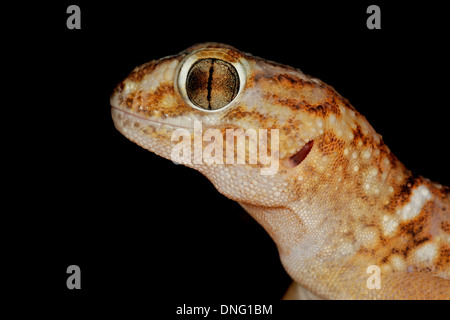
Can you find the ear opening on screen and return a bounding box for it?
[283,140,314,168]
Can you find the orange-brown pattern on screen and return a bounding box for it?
[111,43,449,299]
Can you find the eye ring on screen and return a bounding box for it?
[176,48,247,113]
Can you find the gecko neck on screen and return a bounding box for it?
[239,146,449,298]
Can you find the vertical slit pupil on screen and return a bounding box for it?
[206,59,215,109]
[186,58,239,110]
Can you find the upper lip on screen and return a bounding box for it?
[111,106,197,130]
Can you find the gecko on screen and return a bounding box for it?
[110,43,450,299]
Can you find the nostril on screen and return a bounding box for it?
[284,140,314,168]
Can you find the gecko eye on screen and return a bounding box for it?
[177,49,247,113]
[186,58,239,110]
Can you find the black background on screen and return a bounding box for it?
[10,0,449,313]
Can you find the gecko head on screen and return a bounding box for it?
[111,43,380,207]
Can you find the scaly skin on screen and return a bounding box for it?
[110,43,450,299]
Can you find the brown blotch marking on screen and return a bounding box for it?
[225,105,269,124]
[125,94,135,109]
[140,83,188,117]
[324,101,342,116]
[263,93,342,117]
[308,104,327,117]
[254,73,344,117]
[316,131,345,156]
[357,247,376,257]
[413,235,431,246]
[350,125,365,145]
[384,201,434,260]
[398,175,416,198]
[280,124,292,136]
[377,234,388,249]
[441,221,450,233]
[382,174,418,211]
[323,86,358,113]
[122,90,142,111]
[226,49,242,62]
[399,201,432,238]
[225,105,252,120]
[276,74,310,86]
[263,93,307,112]
[436,245,450,268]
[376,200,435,264]
[121,81,199,119]
[224,105,247,120]
[350,124,382,149]
[301,102,341,117]
[390,247,405,257]
[135,91,143,105]
[379,239,417,265]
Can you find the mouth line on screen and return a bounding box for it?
[111,106,196,130]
